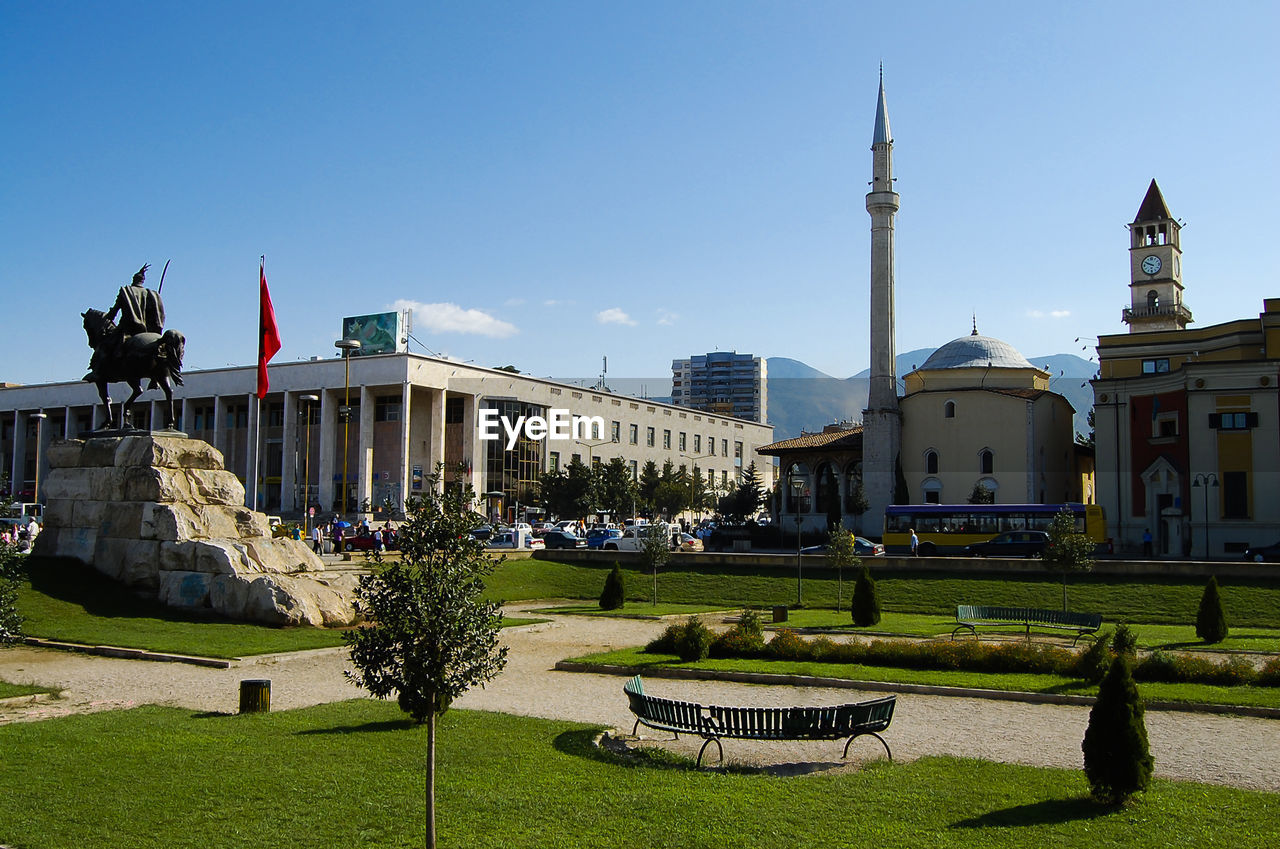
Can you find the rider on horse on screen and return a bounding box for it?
[86,264,167,381]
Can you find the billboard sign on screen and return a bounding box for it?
[341,312,404,355]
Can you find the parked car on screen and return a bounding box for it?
[542,530,587,550]
[469,524,493,541]
[342,530,399,552]
[676,533,704,553]
[1243,541,1280,562]
[489,532,545,550]
[799,537,886,558]
[962,530,1050,558]
[586,528,622,549]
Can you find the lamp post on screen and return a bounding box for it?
[299,394,319,539]
[32,411,47,504]
[334,339,362,518]
[679,452,712,526]
[790,475,805,605]
[1192,473,1219,559]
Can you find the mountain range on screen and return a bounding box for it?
[764,349,1097,442]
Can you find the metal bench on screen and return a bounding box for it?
[622,675,895,767]
[952,604,1102,645]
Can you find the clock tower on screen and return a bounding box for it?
[1124,179,1191,333]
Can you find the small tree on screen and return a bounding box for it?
[826,525,861,611]
[851,565,881,627]
[599,564,626,610]
[1044,507,1095,610]
[1195,575,1229,644]
[345,471,508,849]
[824,467,842,532]
[967,482,995,504]
[1082,654,1154,804]
[846,479,869,534]
[0,541,24,644]
[641,523,671,606]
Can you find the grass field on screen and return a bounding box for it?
[16,558,536,658]
[0,680,52,699]
[0,700,1275,848]
[491,558,1280,632]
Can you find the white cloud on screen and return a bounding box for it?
[595,307,637,326]
[393,300,518,338]
[544,298,576,307]
[1027,308,1072,320]
[657,310,679,326]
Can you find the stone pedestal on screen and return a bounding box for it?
[32,434,357,627]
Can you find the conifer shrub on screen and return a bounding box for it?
[1195,575,1229,644]
[673,616,713,662]
[1111,623,1139,658]
[1082,654,1154,804]
[850,566,881,627]
[1073,631,1114,684]
[598,564,626,610]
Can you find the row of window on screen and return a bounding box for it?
[924,449,994,475]
[185,396,409,432]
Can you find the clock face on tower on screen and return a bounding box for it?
[1141,255,1162,275]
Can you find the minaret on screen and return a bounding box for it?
[861,68,903,528]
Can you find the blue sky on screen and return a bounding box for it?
[3,1,1277,387]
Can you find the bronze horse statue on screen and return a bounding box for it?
[82,308,185,430]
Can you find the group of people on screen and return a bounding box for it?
[1,518,41,551]
[310,517,399,555]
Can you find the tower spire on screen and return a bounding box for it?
[862,67,903,537]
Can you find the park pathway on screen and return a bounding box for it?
[1,604,1278,792]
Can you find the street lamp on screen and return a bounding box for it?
[32,412,47,504]
[335,339,362,518]
[299,394,319,539]
[790,474,805,605]
[679,453,712,526]
[1192,473,1219,559]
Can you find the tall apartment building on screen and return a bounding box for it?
[671,352,767,424]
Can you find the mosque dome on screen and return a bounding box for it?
[919,330,1037,371]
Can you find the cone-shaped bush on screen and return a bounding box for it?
[1195,575,1228,644]
[599,564,626,610]
[850,566,881,627]
[1082,654,1154,804]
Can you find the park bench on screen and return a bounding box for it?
[622,675,895,767]
[952,605,1102,645]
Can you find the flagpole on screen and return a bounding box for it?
[253,256,265,513]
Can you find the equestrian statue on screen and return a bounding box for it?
[82,263,185,431]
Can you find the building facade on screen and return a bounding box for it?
[899,330,1091,507]
[1093,182,1280,557]
[671,351,767,424]
[0,353,775,521]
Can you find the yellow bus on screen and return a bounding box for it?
[883,503,1109,556]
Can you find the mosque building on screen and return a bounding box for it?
[761,72,1090,534]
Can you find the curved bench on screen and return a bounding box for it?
[952,604,1102,645]
[623,675,895,767]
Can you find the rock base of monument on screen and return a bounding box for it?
[32,434,358,627]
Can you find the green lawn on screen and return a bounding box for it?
[534,602,736,618]
[493,558,1280,631]
[572,647,1280,710]
[770,609,1280,653]
[18,558,351,658]
[0,680,52,699]
[0,701,1274,848]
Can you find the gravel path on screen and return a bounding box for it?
[2,605,1278,792]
